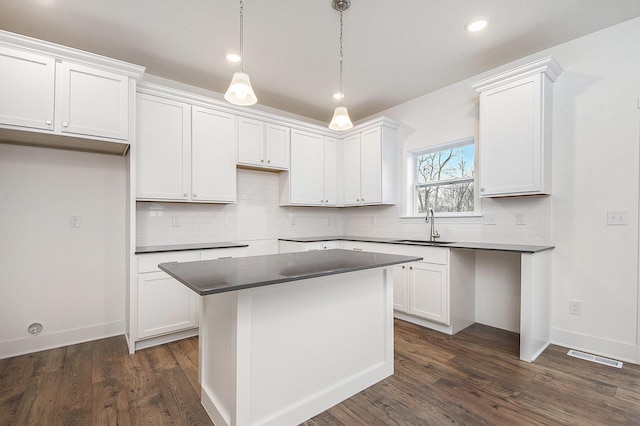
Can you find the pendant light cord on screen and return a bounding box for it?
[339,10,344,106]
[240,0,244,73]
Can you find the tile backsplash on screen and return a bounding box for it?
[137,169,551,247]
[136,169,343,247]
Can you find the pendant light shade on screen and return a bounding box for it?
[329,106,353,131]
[329,0,353,131]
[225,0,257,106]
[224,72,257,106]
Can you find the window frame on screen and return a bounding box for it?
[405,137,479,218]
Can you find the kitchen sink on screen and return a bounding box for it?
[392,239,455,245]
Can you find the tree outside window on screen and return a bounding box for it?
[414,141,475,214]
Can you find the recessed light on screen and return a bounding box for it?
[333,92,344,100]
[225,53,241,63]
[466,19,488,33]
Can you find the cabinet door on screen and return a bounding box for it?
[191,106,237,202]
[265,123,289,169]
[409,262,449,325]
[342,134,361,205]
[137,272,198,339]
[360,127,382,204]
[479,75,542,196]
[0,46,55,131]
[290,129,325,205]
[324,137,338,205]
[57,62,129,140]
[393,264,409,312]
[136,94,190,200]
[237,117,264,167]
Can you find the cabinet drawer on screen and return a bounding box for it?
[200,247,247,260]
[138,251,199,273]
[378,244,448,265]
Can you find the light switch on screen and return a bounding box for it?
[607,209,628,226]
[516,212,526,225]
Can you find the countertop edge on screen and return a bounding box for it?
[135,242,249,254]
[279,236,554,253]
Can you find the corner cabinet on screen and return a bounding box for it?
[237,117,289,171]
[280,129,338,206]
[472,57,562,197]
[0,32,144,155]
[136,90,237,203]
[342,121,397,206]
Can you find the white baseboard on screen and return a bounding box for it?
[0,320,125,359]
[551,327,638,365]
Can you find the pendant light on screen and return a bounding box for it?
[328,0,354,131]
[225,0,257,106]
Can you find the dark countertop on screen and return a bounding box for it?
[159,249,422,296]
[135,241,248,255]
[279,236,554,253]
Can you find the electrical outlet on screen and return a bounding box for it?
[607,209,628,226]
[69,216,81,228]
[483,213,497,225]
[172,216,180,227]
[569,300,582,315]
[372,215,377,225]
[516,212,527,225]
[290,216,296,225]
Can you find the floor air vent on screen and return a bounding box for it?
[567,350,623,368]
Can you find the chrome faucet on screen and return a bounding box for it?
[425,208,440,242]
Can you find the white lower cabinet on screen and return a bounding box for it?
[389,256,449,324]
[130,246,247,353]
[378,243,476,335]
[137,271,198,339]
[407,262,449,324]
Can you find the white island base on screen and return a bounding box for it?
[198,267,394,425]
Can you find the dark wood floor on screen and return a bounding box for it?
[1,320,639,425]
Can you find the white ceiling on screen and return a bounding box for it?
[2,0,640,124]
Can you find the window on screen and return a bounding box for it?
[411,138,475,215]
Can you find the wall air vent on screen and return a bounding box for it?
[567,349,623,368]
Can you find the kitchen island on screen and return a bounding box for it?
[159,249,422,426]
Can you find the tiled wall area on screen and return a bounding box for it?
[136,169,343,247]
[137,167,550,247]
[341,196,551,246]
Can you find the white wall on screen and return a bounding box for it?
[0,143,127,358]
[345,17,640,363]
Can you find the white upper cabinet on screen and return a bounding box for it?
[342,134,361,205]
[191,106,237,203]
[472,57,562,197]
[286,129,327,206]
[323,137,338,206]
[0,32,144,155]
[57,62,129,140]
[342,122,397,206]
[281,129,337,206]
[136,94,190,201]
[0,45,55,131]
[237,117,289,171]
[136,91,237,203]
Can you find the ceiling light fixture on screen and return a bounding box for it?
[225,53,241,63]
[466,18,488,32]
[328,0,353,131]
[224,0,257,106]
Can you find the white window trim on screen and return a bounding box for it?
[403,136,480,219]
